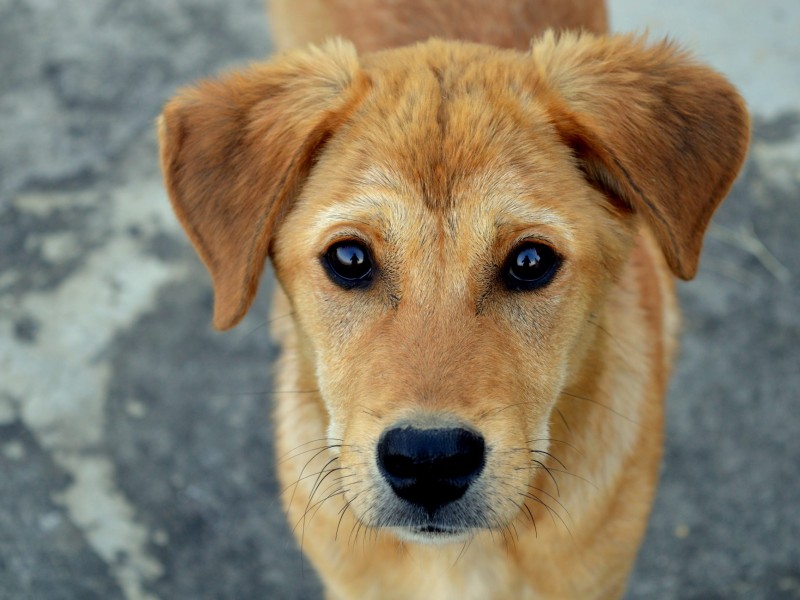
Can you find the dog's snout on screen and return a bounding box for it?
[377,427,485,515]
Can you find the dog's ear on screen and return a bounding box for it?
[532,33,750,279]
[159,39,366,330]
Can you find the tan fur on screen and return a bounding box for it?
[159,2,749,598]
[268,0,608,52]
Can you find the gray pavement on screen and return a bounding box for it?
[1,1,798,598]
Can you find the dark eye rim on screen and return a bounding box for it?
[501,241,562,292]
[321,239,375,289]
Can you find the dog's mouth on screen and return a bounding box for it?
[392,523,472,544]
[415,524,460,536]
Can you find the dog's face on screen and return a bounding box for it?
[271,49,634,539]
[159,36,748,542]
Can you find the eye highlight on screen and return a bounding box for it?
[502,242,560,291]
[323,240,374,288]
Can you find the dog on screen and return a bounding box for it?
[158,0,749,597]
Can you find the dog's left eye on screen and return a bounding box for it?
[502,242,560,291]
[323,240,373,288]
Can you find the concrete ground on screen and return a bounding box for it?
[1,1,798,598]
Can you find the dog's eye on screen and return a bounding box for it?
[502,242,560,291]
[323,240,373,288]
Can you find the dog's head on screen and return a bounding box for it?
[159,35,748,542]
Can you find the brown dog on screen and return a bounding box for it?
[158,1,749,597]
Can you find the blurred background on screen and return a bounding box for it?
[1,1,798,598]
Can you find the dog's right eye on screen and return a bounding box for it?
[323,240,374,288]
[501,242,560,291]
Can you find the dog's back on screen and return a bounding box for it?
[269,0,608,51]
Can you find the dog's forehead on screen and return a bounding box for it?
[319,165,575,235]
[288,40,614,282]
[302,164,586,290]
[351,44,559,209]
[307,43,589,241]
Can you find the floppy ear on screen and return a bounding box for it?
[532,32,750,279]
[159,39,367,330]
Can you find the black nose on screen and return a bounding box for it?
[377,427,486,516]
